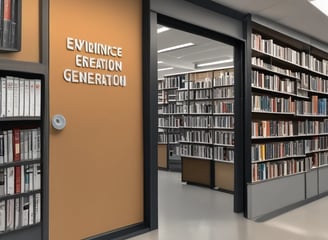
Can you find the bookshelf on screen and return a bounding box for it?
[158,68,235,191]
[0,71,44,237]
[246,20,328,219]
[0,0,21,52]
[158,74,186,171]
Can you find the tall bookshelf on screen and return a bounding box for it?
[158,74,186,171]
[246,20,328,219]
[0,70,44,238]
[158,68,235,191]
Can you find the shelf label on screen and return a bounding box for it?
[63,37,127,87]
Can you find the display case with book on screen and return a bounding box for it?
[246,19,328,219]
[0,71,44,237]
[0,0,21,51]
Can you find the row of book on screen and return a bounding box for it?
[213,101,234,114]
[159,75,186,89]
[252,33,328,75]
[0,128,41,164]
[252,95,294,113]
[180,144,213,159]
[295,96,328,115]
[189,78,212,89]
[251,140,305,162]
[213,71,234,87]
[252,159,305,182]
[299,73,328,94]
[177,91,188,101]
[252,119,328,137]
[189,102,212,114]
[158,133,180,144]
[158,104,184,115]
[0,193,41,232]
[158,116,181,128]
[0,164,40,196]
[180,130,212,144]
[214,131,234,145]
[251,70,295,93]
[252,57,300,79]
[213,86,234,99]
[214,147,234,162]
[0,77,41,118]
[189,89,212,100]
[304,136,328,153]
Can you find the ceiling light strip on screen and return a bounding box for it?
[158,43,195,53]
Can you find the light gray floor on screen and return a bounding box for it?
[130,170,328,240]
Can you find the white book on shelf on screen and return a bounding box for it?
[0,169,4,196]
[34,79,41,117]
[7,167,15,195]
[6,76,14,117]
[21,196,29,227]
[0,132,3,164]
[6,199,14,230]
[19,78,25,117]
[3,131,7,163]
[24,80,30,116]
[37,128,41,159]
[14,198,20,229]
[7,129,13,162]
[29,195,34,225]
[35,193,41,223]
[21,165,25,193]
[0,201,5,232]
[0,77,6,117]
[34,163,41,190]
[29,80,35,117]
[28,130,32,160]
[32,129,38,160]
[13,77,19,117]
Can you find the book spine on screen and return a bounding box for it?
[6,76,13,117]
[2,0,11,48]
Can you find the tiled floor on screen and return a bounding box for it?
[129,170,328,240]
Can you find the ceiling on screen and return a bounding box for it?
[211,0,328,44]
[157,26,234,78]
[157,0,328,78]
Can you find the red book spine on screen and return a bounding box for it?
[3,0,11,20]
[13,128,20,161]
[15,166,21,193]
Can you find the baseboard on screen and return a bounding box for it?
[84,223,150,240]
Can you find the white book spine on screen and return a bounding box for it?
[21,196,29,227]
[32,129,38,160]
[0,132,3,164]
[37,128,41,159]
[24,80,30,116]
[3,131,7,163]
[13,77,19,117]
[29,80,35,117]
[7,167,15,195]
[6,76,14,117]
[21,165,25,193]
[0,78,6,117]
[14,198,20,229]
[6,199,14,230]
[19,78,25,117]
[28,130,32,160]
[0,201,5,232]
[34,79,41,117]
[35,193,41,223]
[7,130,13,163]
[29,195,34,225]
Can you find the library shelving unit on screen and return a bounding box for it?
[158,74,186,171]
[160,68,235,192]
[0,70,44,239]
[245,18,328,219]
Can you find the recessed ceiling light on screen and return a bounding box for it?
[158,67,174,72]
[309,0,328,16]
[157,27,170,34]
[158,43,195,54]
[158,61,164,64]
[196,59,233,68]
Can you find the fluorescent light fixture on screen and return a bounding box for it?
[157,26,170,34]
[158,61,164,64]
[196,59,233,68]
[158,43,195,53]
[309,0,328,16]
[158,67,174,72]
